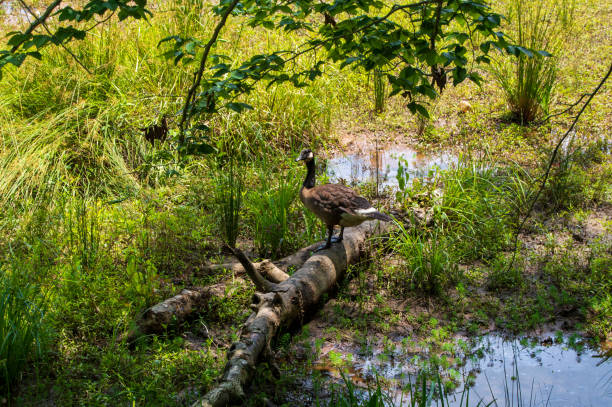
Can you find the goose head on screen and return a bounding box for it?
[295,148,314,162]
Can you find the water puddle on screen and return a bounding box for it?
[456,335,611,407]
[304,334,612,406]
[325,146,456,188]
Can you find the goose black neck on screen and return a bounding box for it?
[303,159,316,189]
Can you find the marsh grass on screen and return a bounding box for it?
[437,162,521,262]
[327,369,493,407]
[327,354,559,407]
[392,159,531,295]
[492,0,572,124]
[392,223,459,295]
[248,160,301,257]
[373,68,386,114]
[213,160,243,248]
[540,138,612,211]
[0,272,47,395]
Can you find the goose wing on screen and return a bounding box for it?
[312,183,373,217]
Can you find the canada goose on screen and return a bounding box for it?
[296,148,392,251]
[141,115,168,145]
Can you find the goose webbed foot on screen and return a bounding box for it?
[331,226,344,243]
[313,243,331,252]
[314,225,336,252]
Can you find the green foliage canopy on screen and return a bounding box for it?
[1,0,543,146]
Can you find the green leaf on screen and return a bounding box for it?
[407,102,429,119]
[226,102,253,113]
[516,46,534,58]
[182,142,215,156]
[452,66,467,85]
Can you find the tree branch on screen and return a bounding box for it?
[229,247,278,292]
[178,0,240,142]
[10,0,62,53]
[506,62,612,270]
[17,0,92,74]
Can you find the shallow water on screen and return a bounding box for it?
[452,335,612,407]
[325,147,456,188]
[309,334,612,406]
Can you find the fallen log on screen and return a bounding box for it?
[193,220,391,407]
[125,283,230,341]
[128,250,298,339]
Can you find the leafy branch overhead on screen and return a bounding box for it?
[0,0,150,75]
[2,0,545,137]
[164,0,544,132]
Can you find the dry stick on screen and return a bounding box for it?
[229,247,278,293]
[178,0,240,142]
[506,62,612,271]
[534,92,591,126]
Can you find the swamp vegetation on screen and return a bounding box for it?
[0,0,611,405]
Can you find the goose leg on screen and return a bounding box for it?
[331,226,344,243]
[314,225,334,252]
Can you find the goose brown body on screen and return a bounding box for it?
[296,148,392,250]
[300,184,380,227]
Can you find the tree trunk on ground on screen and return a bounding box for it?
[128,247,306,340]
[193,220,391,407]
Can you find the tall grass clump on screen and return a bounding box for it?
[436,161,527,262]
[392,224,459,295]
[373,68,386,114]
[248,161,301,257]
[213,160,243,248]
[0,273,47,395]
[392,159,531,295]
[492,0,572,124]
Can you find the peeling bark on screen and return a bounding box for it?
[130,246,304,339]
[193,220,391,407]
[127,283,229,341]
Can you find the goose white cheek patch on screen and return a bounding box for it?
[356,207,376,215]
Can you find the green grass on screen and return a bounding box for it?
[247,158,301,257]
[391,158,531,295]
[212,160,243,248]
[491,0,572,124]
[0,0,610,404]
[0,272,48,395]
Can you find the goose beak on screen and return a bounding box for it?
[295,156,302,162]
